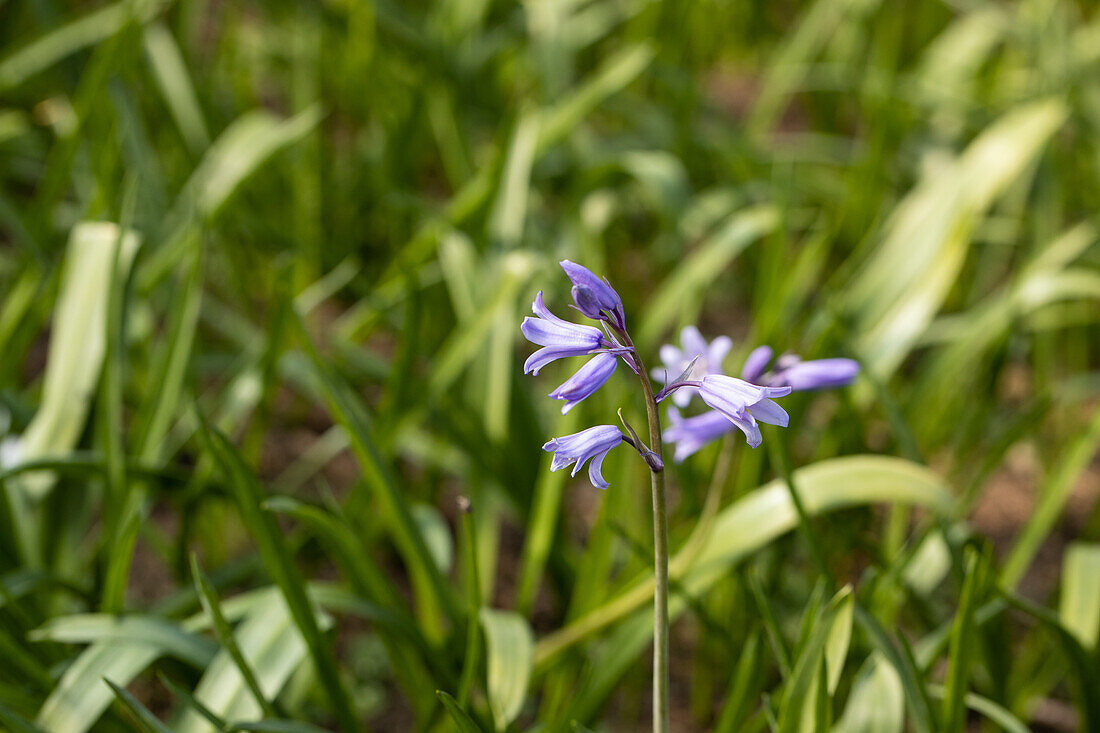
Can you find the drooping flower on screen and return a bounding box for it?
[664,345,860,459]
[742,347,859,391]
[697,375,792,448]
[521,291,610,375]
[664,408,735,462]
[543,424,624,489]
[548,352,618,414]
[559,260,626,330]
[770,356,860,391]
[653,326,732,407]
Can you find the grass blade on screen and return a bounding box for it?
[104,678,173,733]
[191,556,280,719]
[196,420,360,733]
[437,690,485,733]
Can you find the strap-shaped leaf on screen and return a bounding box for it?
[480,608,534,731]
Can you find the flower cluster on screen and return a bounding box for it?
[522,262,857,488]
[656,329,860,461]
[520,262,633,489]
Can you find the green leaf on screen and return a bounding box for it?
[0,700,48,733]
[177,589,318,733]
[824,589,854,693]
[1059,543,1100,651]
[436,691,484,733]
[30,614,216,668]
[411,503,454,574]
[157,672,228,732]
[536,455,953,664]
[36,642,160,733]
[845,98,1068,379]
[293,313,458,628]
[103,678,173,733]
[0,2,158,91]
[428,252,533,397]
[141,107,322,288]
[835,652,904,733]
[535,43,655,152]
[226,722,331,733]
[196,422,359,733]
[142,22,210,154]
[1002,408,1100,589]
[777,586,852,733]
[480,608,534,731]
[489,112,540,247]
[942,548,987,733]
[927,685,1030,733]
[713,631,762,733]
[190,556,279,718]
[853,605,936,733]
[10,222,140,501]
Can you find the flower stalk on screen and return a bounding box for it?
[523,261,855,733]
[614,325,670,733]
[636,349,671,733]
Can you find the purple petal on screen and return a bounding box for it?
[531,290,569,325]
[729,411,762,448]
[664,408,733,461]
[740,346,774,382]
[698,375,768,417]
[679,326,708,360]
[521,291,608,373]
[775,353,802,370]
[747,398,789,427]
[542,425,623,487]
[587,449,613,489]
[520,316,602,348]
[524,344,598,375]
[549,352,617,414]
[777,358,860,391]
[707,336,733,372]
[559,260,625,327]
[658,344,682,374]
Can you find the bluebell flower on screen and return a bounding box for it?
[521,291,610,375]
[548,352,618,414]
[560,260,626,330]
[697,375,792,448]
[769,356,860,391]
[741,347,860,391]
[664,345,860,459]
[664,408,734,462]
[653,326,732,408]
[543,424,624,489]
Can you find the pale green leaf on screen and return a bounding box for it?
[1060,543,1100,651]
[480,608,534,731]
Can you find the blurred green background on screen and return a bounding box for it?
[1,0,1099,730]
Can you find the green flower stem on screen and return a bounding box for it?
[623,331,670,733]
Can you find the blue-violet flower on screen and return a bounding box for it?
[653,326,732,408]
[543,425,624,490]
[664,345,860,460]
[521,291,610,375]
[560,260,626,330]
[548,352,618,414]
[697,375,792,448]
[664,408,735,462]
[742,346,859,391]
